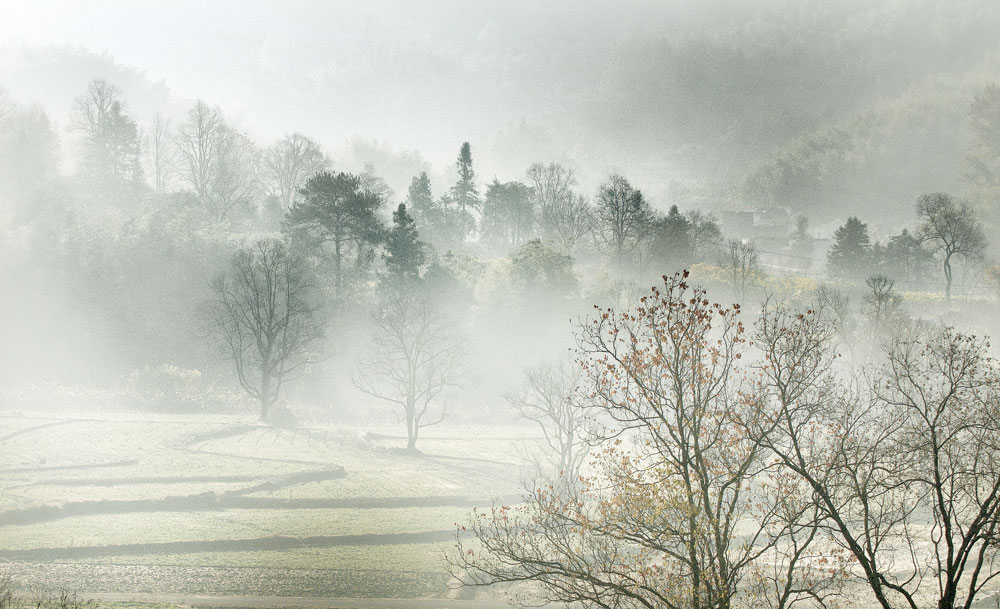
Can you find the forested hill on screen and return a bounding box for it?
[2,0,1000,217]
[733,58,1000,229]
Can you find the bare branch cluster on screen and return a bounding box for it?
[453,272,1000,609]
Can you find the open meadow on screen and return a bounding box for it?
[0,411,535,600]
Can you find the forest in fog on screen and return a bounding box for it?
[4,1,1000,608]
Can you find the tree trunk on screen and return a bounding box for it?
[406,400,418,452]
[334,238,343,294]
[260,366,272,422]
[944,254,953,300]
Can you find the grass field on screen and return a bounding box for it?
[0,411,536,599]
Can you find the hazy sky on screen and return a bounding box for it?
[2,0,999,200]
[0,0,674,167]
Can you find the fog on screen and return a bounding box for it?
[4,1,1000,607]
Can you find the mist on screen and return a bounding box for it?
[4,1,1000,607]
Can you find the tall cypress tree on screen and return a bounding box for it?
[450,142,480,212]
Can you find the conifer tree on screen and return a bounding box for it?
[450,142,480,212]
[384,203,425,280]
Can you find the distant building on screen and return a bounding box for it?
[719,207,836,275]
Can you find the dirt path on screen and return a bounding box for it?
[0,530,458,560]
[82,593,517,609]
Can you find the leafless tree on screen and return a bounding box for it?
[550,193,594,249]
[71,79,119,137]
[0,570,17,609]
[176,101,259,220]
[72,79,142,187]
[594,173,656,261]
[452,273,834,609]
[813,284,857,360]
[753,305,1000,609]
[505,357,590,477]
[147,113,174,194]
[354,289,465,452]
[206,239,323,421]
[917,193,987,299]
[862,274,902,353]
[213,128,260,218]
[359,163,394,202]
[721,238,761,304]
[176,101,224,209]
[262,133,328,210]
[688,209,723,262]
[526,161,575,238]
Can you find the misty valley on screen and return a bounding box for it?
[5,3,1000,609]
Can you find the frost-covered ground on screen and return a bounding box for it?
[0,412,535,598]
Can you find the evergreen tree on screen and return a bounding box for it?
[827,216,871,277]
[284,171,386,294]
[650,205,693,270]
[871,229,934,284]
[450,142,480,212]
[406,172,435,219]
[384,203,425,280]
[406,170,473,252]
[481,179,535,249]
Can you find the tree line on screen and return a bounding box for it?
[1,77,997,451]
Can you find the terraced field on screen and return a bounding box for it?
[0,412,534,600]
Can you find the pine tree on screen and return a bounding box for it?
[650,205,693,269]
[407,172,435,218]
[450,142,480,212]
[284,171,386,294]
[384,203,425,280]
[827,216,871,277]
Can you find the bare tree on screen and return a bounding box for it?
[688,209,724,262]
[752,305,1000,609]
[72,79,142,188]
[176,101,258,220]
[359,163,394,202]
[176,101,224,209]
[505,357,590,477]
[862,274,902,352]
[721,238,761,303]
[452,273,832,609]
[206,239,323,421]
[262,133,328,211]
[550,193,594,249]
[213,128,260,219]
[917,193,987,299]
[71,79,119,137]
[526,162,575,238]
[147,113,174,194]
[594,174,656,261]
[354,289,465,452]
[814,284,857,361]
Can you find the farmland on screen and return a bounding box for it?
[0,411,535,600]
